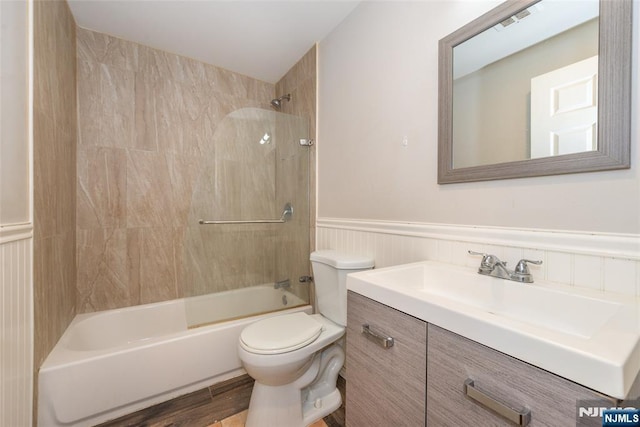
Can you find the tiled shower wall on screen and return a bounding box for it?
[317,219,640,296]
[33,0,78,384]
[275,46,317,298]
[275,46,317,212]
[76,29,316,313]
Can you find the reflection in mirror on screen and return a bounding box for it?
[438,0,632,184]
[452,0,599,168]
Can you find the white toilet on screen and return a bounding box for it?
[238,250,374,427]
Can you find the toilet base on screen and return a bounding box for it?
[301,388,341,426]
[245,344,344,427]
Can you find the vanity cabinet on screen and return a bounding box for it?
[346,291,619,427]
[346,291,427,427]
[427,324,614,426]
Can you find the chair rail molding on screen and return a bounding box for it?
[317,218,640,296]
[0,223,34,244]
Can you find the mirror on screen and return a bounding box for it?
[438,0,633,184]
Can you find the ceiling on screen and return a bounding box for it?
[453,0,599,79]
[67,0,360,84]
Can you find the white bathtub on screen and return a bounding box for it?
[38,285,310,427]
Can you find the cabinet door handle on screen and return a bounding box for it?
[361,324,394,349]
[464,379,531,426]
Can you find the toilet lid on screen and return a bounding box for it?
[240,312,323,355]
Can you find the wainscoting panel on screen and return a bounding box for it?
[317,218,640,296]
[0,225,33,427]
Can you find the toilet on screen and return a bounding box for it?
[238,250,374,427]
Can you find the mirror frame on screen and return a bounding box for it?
[438,0,633,184]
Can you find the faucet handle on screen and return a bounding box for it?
[468,250,490,266]
[468,251,503,265]
[514,259,543,274]
[468,250,503,274]
[512,259,543,283]
[468,250,487,257]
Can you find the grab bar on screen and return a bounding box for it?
[199,203,293,225]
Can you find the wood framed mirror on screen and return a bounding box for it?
[438,0,633,184]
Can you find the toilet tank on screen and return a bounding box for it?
[310,250,374,326]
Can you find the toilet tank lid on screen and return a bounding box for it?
[310,250,374,270]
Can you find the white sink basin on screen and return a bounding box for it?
[368,263,622,338]
[347,261,640,399]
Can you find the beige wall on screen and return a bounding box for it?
[32,0,78,412]
[76,29,316,312]
[453,18,599,168]
[0,0,29,225]
[1,1,33,424]
[318,1,640,234]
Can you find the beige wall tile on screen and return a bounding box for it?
[139,44,207,87]
[76,228,130,312]
[126,149,176,227]
[77,30,316,313]
[34,234,75,358]
[298,45,316,83]
[77,27,139,72]
[77,147,127,229]
[33,0,78,375]
[182,225,278,296]
[128,227,183,304]
[76,59,102,144]
[134,73,213,155]
[297,77,317,138]
[204,65,251,100]
[34,112,77,239]
[34,2,77,131]
[275,45,317,298]
[181,226,225,296]
[78,61,135,148]
[126,150,200,228]
[33,109,56,239]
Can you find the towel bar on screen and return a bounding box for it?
[199,203,293,225]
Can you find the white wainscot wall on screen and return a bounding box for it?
[317,218,640,296]
[0,225,33,427]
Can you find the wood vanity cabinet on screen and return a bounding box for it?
[346,291,427,426]
[346,291,619,427]
[427,324,614,427]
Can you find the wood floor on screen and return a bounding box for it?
[98,374,346,427]
[205,410,328,427]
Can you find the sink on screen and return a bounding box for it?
[367,263,621,338]
[347,261,640,400]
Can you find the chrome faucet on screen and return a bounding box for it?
[468,251,542,283]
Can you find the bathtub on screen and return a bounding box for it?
[38,285,310,427]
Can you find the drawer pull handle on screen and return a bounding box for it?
[464,379,531,426]
[361,324,394,349]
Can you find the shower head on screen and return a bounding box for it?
[270,94,291,109]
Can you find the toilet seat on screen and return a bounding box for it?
[240,312,323,355]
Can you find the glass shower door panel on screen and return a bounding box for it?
[183,108,310,328]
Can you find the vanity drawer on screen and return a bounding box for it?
[346,291,427,427]
[427,324,615,427]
